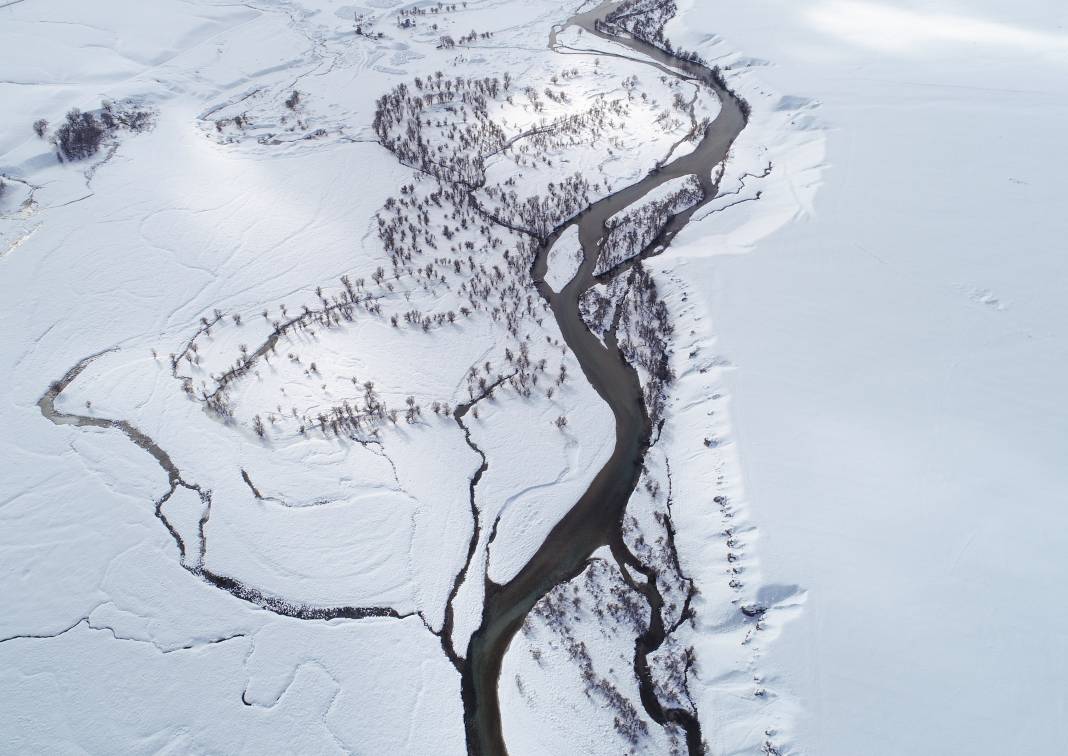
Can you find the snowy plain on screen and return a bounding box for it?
[0,0,717,751]
[664,0,1068,753]
[1,0,1064,754]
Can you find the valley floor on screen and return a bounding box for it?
[1,0,1064,754]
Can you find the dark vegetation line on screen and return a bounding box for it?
[38,352,414,624]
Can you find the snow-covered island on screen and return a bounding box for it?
[2,0,1065,754]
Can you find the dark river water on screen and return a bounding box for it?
[461,2,747,754]
[37,2,747,751]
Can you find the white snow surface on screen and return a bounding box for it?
[661,0,1068,754]
[544,224,582,292]
[2,0,1063,753]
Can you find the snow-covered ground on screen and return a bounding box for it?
[2,0,1063,753]
[0,0,719,750]
[662,0,1068,753]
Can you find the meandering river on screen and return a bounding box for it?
[461,2,747,754]
[37,2,747,752]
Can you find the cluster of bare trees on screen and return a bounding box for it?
[373,74,509,185]
[490,173,596,237]
[598,0,701,64]
[250,367,432,442]
[373,70,646,237]
[622,469,700,716]
[456,336,565,405]
[524,558,654,748]
[376,178,496,267]
[213,113,248,133]
[603,0,753,119]
[170,236,560,439]
[297,384,424,440]
[618,265,675,425]
[58,108,106,158]
[178,44,707,443]
[580,263,677,425]
[374,180,557,342]
[370,70,616,355]
[514,468,702,749]
[460,29,493,44]
[352,13,374,37]
[38,101,152,161]
[597,176,702,275]
[505,92,630,162]
[171,276,386,420]
[170,169,567,436]
[392,3,457,34]
[623,506,689,632]
[437,29,494,47]
[650,638,697,726]
[398,0,464,18]
[578,276,628,340]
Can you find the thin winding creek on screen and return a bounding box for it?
[462,2,747,754]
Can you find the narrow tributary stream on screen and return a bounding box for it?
[461,2,747,754]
